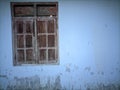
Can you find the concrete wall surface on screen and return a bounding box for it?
[0,0,120,90]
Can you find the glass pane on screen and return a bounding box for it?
[48,20,54,33]
[26,49,33,61]
[48,49,55,60]
[37,21,46,33]
[26,35,32,47]
[26,21,33,33]
[14,6,34,16]
[17,21,23,33]
[48,35,55,47]
[17,35,24,48]
[40,49,46,60]
[37,6,57,16]
[17,50,24,62]
[38,35,46,47]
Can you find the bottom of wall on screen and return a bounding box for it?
[0,75,120,90]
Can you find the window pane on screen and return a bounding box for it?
[26,35,32,47]
[17,50,24,62]
[48,35,55,47]
[48,20,54,33]
[17,35,24,48]
[38,35,46,47]
[26,21,33,33]
[14,5,34,16]
[40,49,46,60]
[37,21,46,33]
[26,49,33,61]
[17,21,23,33]
[37,6,57,16]
[48,49,55,60]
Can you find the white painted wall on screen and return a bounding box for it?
[0,0,120,89]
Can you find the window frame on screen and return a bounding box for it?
[11,2,59,66]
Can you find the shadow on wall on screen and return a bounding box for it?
[0,75,120,90]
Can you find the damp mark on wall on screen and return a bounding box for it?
[65,66,71,72]
[74,65,79,70]
[65,64,71,73]
[5,75,61,90]
[110,72,113,75]
[84,67,96,76]
[0,75,8,79]
[97,71,104,75]
[104,24,108,28]
[84,67,91,71]
[0,75,120,90]
[90,72,94,75]
[86,83,120,90]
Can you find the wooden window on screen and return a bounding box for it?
[11,2,58,65]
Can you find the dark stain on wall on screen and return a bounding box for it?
[84,67,91,71]
[97,71,104,75]
[86,83,120,90]
[90,72,94,75]
[0,75,7,78]
[65,67,71,72]
[6,75,61,90]
[1,75,120,90]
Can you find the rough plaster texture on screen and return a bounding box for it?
[1,75,120,90]
[0,0,120,90]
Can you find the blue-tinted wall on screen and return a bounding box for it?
[0,0,120,90]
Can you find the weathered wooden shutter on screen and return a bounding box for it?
[14,18,35,64]
[37,17,58,63]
